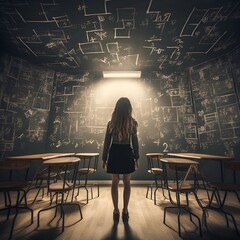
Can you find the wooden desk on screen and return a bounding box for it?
[160,157,199,189]
[167,153,233,183]
[6,152,76,161]
[43,156,80,165]
[75,153,99,157]
[5,153,76,195]
[159,157,202,237]
[37,157,82,232]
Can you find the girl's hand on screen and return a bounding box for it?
[102,161,107,169]
[135,160,139,169]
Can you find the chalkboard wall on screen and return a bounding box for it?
[0,49,240,181]
[0,55,54,157]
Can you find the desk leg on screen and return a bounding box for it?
[220,160,224,184]
[22,161,43,204]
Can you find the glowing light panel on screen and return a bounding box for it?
[95,78,147,111]
[103,71,141,78]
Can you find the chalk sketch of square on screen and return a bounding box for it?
[184,125,197,139]
[204,113,217,123]
[183,114,196,123]
[8,57,21,79]
[4,143,14,151]
[79,42,104,54]
[114,28,131,39]
[83,0,110,16]
[53,15,72,28]
[171,95,182,107]
[221,128,235,139]
[32,93,51,111]
[163,107,178,122]
[86,30,107,42]
[1,124,15,141]
[106,42,119,53]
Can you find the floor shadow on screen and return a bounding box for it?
[101,216,141,240]
[101,217,119,240]
[123,220,141,240]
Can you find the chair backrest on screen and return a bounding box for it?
[76,153,99,173]
[146,153,163,172]
[43,157,80,192]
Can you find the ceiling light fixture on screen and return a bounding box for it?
[103,71,141,78]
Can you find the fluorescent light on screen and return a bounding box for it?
[103,71,141,78]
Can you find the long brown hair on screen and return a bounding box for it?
[109,97,137,140]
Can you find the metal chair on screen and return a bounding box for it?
[160,157,204,237]
[0,160,33,239]
[146,153,165,204]
[203,161,240,235]
[37,157,82,233]
[75,153,100,204]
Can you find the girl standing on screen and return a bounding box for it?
[102,97,139,221]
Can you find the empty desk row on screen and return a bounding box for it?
[0,152,100,239]
[146,152,240,237]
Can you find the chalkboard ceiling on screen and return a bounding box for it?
[0,0,240,73]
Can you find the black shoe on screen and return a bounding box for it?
[113,211,120,222]
[122,211,129,222]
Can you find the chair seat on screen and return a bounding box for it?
[36,171,57,178]
[148,168,163,174]
[49,181,73,191]
[168,182,195,191]
[0,180,29,190]
[78,168,95,174]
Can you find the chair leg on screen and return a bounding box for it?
[97,184,100,197]
[222,209,239,235]
[37,204,60,228]
[146,185,150,198]
[177,207,181,237]
[31,187,42,204]
[8,190,33,239]
[85,187,89,203]
[9,206,18,239]
[61,204,65,232]
[146,182,154,200]
[154,187,158,205]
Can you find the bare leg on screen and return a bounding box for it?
[111,174,119,213]
[123,174,131,213]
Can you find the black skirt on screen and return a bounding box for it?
[107,144,135,174]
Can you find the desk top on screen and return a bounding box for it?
[43,157,80,165]
[75,153,99,157]
[167,153,233,161]
[160,157,199,165]
[146,153,164,157]
[6,153,76,161]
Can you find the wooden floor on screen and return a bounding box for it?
[0,182,240,240]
